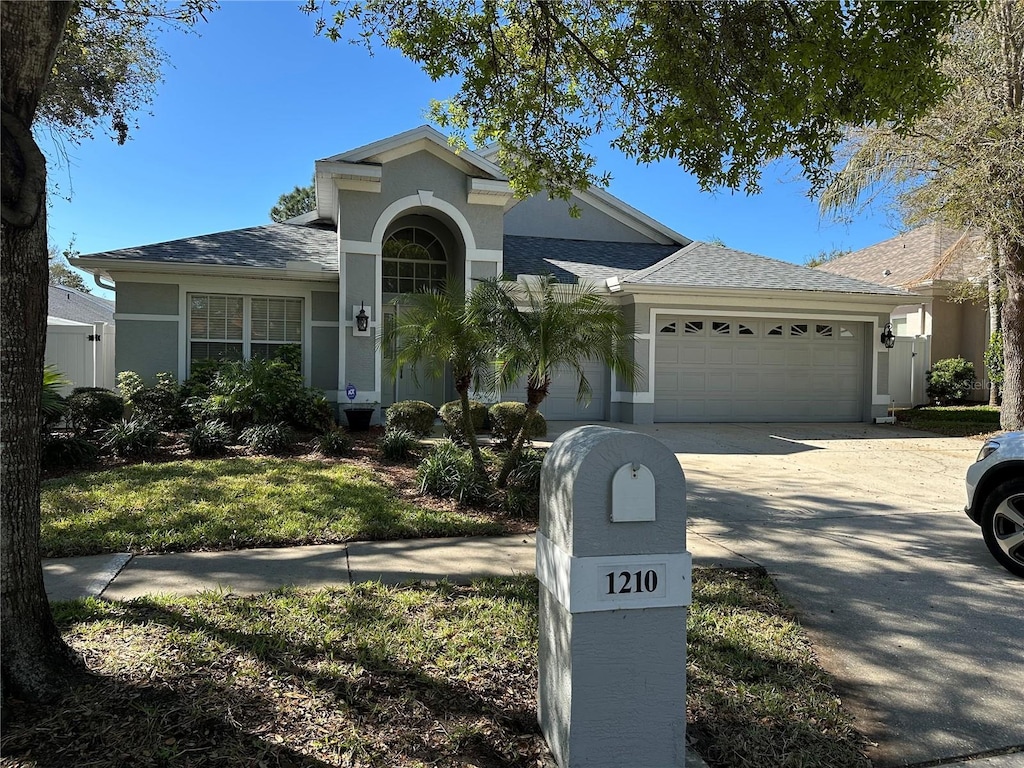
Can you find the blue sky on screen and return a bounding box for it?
[43,1,902,298]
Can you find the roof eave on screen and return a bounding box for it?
[71,257,339,283]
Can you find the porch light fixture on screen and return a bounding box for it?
[880,322,896,349]
[355,302,369,333]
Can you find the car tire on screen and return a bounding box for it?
[980,478,1024,578]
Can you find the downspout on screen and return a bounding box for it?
[93,273,115,292]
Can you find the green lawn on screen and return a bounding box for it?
[1,571,870,768]
[895,405,1002,437]
[40,458,506,557]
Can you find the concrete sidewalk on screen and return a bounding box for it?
[42,530,753,601]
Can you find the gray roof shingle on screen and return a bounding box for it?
[625,241,908,295]
[82,223,339,271]
[501,236,680,282]
[48,285,115,325]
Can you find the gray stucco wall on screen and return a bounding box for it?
[311,290,339,322]
[503,193,657,244]
[345,253,376,311]
[116,320,179,381]
[116,282,179,316]
[346,336,376,393]
[311,326,339,392]
[470,261,497,282]
[338,150,504,251]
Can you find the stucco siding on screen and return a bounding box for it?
[116,282,179,316]
[338,150,504,251]
[470,260,498,282]
[345,336,376,393]
[311,290,340,322]
[345,253,376,310]
[116,320,179,381]
[311,326,339,392]
[503,193,657,243]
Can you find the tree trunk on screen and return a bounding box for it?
[2,0,83,705]
[496,379,547,488]
[1001,238,1024,431]
[988,242,1001,407]
[455,375,486,479]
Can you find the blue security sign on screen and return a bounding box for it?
[345,383,357,402]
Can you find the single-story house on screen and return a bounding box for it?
[73,126,909,424]
[46,284,116,393]
[816,223,991,405]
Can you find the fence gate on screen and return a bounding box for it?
[888,336,930,408]
[45,321,116,394]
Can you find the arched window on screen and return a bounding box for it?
[382,227,447,294]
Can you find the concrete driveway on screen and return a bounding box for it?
[548,422,1023,767]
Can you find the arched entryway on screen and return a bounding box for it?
[380,215,464,408]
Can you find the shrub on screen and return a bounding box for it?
[186,419,234,457]
[239,422,294,455]
[131,373,185,429]
[497,447,545,517]
[416,439,489,504]
[316,428,353,457]
[41,366,68,429]
[385,400,437,436]
[65,387,124,434]
[380,427,417,461]
[116,370,146,404]
[488,402,547,448]
[101,417,162,459]
[439,399,488,443]
[41,433,99,469]
[180,359,224,401]
[291,393,336,434]
[926,357,977,404]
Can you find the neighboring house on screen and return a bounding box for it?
[74,126,908,424]
[46,284,116,393]
[817,224,990,405]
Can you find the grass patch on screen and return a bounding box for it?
[40,458,506,557]
[895,405,1001,437]
[1,571,870,768]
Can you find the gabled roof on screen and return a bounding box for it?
[74,223,338,273]
[322,125,507,181]
[623,241,908,295]
[816,223,988,289]
[502,236,680,282]
[48,285,114,325]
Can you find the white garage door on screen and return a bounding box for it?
[539,359,609,421]
[654,317,865,422]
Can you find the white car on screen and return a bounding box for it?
[965,431,1024,577]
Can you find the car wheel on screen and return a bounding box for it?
[980,478,1024,578]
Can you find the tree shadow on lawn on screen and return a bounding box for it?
[2,581,545,768]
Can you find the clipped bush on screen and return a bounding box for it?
[41,433,99,470]
[186,419,234,457]
[488,402,547,448]
[385,400,437,436]
[316,428,353,457]
[926,357,977,404]
[239,422,294,455]
[65,387,124,434]
[416,439,489,504]
[101,417,161,459]
[439,399,488,443]
[380,427,417,461]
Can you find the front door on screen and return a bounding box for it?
[381,305,447,408]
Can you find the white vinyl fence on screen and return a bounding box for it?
[888,336,931,408]
[45,320,116,394]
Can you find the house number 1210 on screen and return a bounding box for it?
[606,569,659,595]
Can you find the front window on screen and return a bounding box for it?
[189,293,302,371]
[382,227,447,294]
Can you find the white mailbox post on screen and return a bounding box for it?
[537,425,691,768]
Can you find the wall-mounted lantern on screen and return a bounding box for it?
[880,322,896,349]
[352,302,371,336]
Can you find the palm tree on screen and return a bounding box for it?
[477,275,641,487]
[380,283,493,479]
